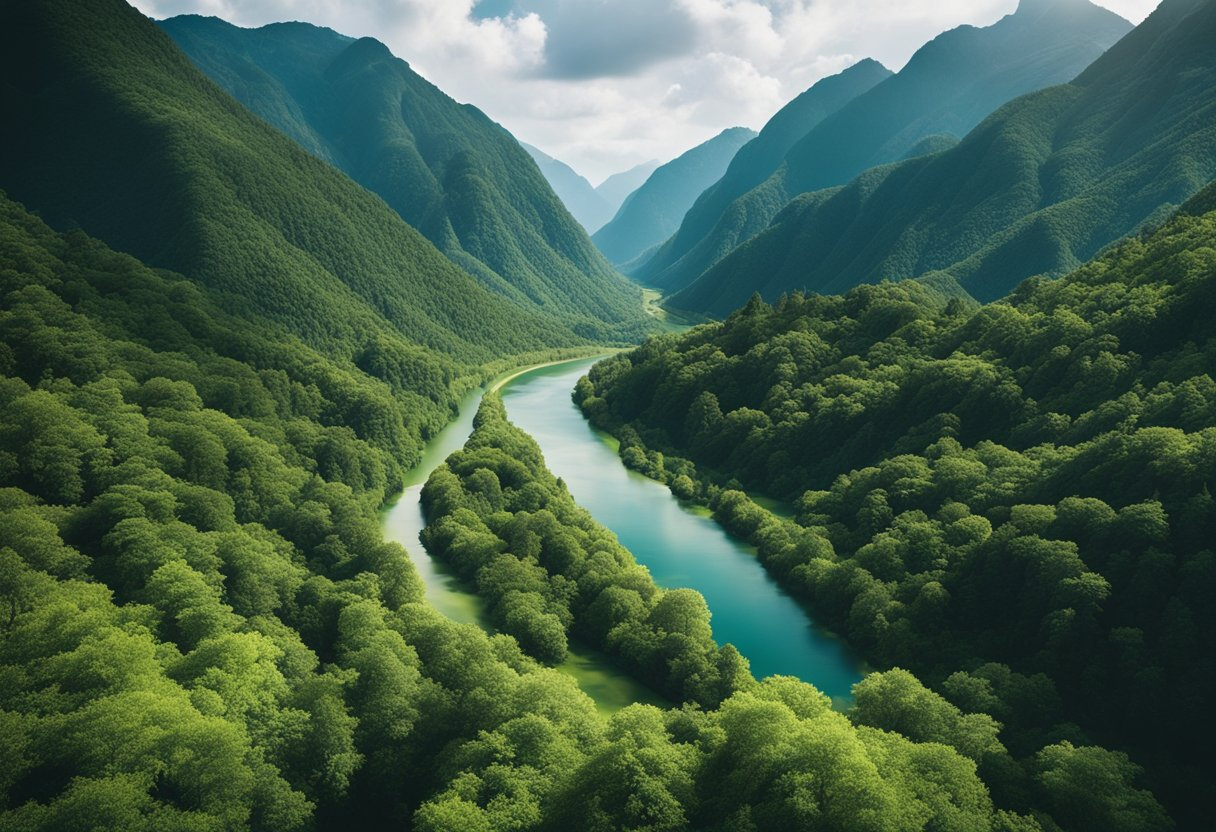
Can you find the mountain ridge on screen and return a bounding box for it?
[634,58,893,284]
[644,0,1132,296]
[159,14,649,341]
[591,126,756,267]
[521,141,615,233]
[669,0,1216,317]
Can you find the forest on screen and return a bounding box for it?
[1,0,1209,829]
[578,183,1216,827]
[2,170,1167,832]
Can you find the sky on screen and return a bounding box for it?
[131,0,1159,183]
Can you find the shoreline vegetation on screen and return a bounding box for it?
[577,185,1216,827]
[1,0,1208,827]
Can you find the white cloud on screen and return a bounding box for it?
[132,0,1157,181]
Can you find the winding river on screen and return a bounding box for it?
[382,356,864,713]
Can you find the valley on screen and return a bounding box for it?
[1,0,1210,829]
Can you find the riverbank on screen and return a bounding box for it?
[381,351,669,716]
[487,352,619,394]
[499,359,866,705]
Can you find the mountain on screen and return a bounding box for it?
[669,0,1216,317]
[646,0,1133,296]
[634,59,892,284]
[159,15,648,341]
[521,142,615,233]
[591,127,756,267]
[595,160,660,215]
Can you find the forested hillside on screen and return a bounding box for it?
[634,58,891,284]
[644,0,1131,297]
[0,0,644,367]
[580,179,1216,827]
[1,0,1207,829]
[418,370,1174,831]
[592,127,755,267]
[670,0,1216,317]
[0,184,1109,832]
[159,16,648,340]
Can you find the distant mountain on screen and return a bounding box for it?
[0,0,627,406]
[521,142,615,233]
[635,59,892,284]
[669,0,1216,317]
[596,161,660,215]
[592,128,756,267]
[159,16,647,341]
[646,0,1132,295]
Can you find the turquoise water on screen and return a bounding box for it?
[380,367,667,715]
[499,359,865,703]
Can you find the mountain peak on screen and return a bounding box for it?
[850,57,890,73]
[1012,0,1123,23]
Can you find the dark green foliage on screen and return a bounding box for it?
[0,0,636,374]
[159,16,650,343]
[581,182,1216,827]
[635,59,892,286]
[592,127,756,267]
[421,395,751,707]
[670,0,1216,316]
[1,196,1036,830]
[0,189,589,829]
[646,0,1131,299]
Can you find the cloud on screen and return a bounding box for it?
[663,52,784,127]
[134,0,547,77]
[534,1,700,79]
[131,0,1155,181]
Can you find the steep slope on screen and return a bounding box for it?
[521,142,615,233]
[672,0,1216,317]
[595,160,660,216]
[0,0,632,385]
[651,0,1132,296]
[591,127,756,266]
[635,59,892,285]
[159,15,648,341]
[583,179,1216,827]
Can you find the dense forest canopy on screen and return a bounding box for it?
[579,180,1216,828]
[0,0,1210,829]
[421,394,751,707]
[1,178,1148,832]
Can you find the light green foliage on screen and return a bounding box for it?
[422,395,751,706]
[582,183,1216,827]
[1033,742,1172,832]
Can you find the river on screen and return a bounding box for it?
[382,356,864,713]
